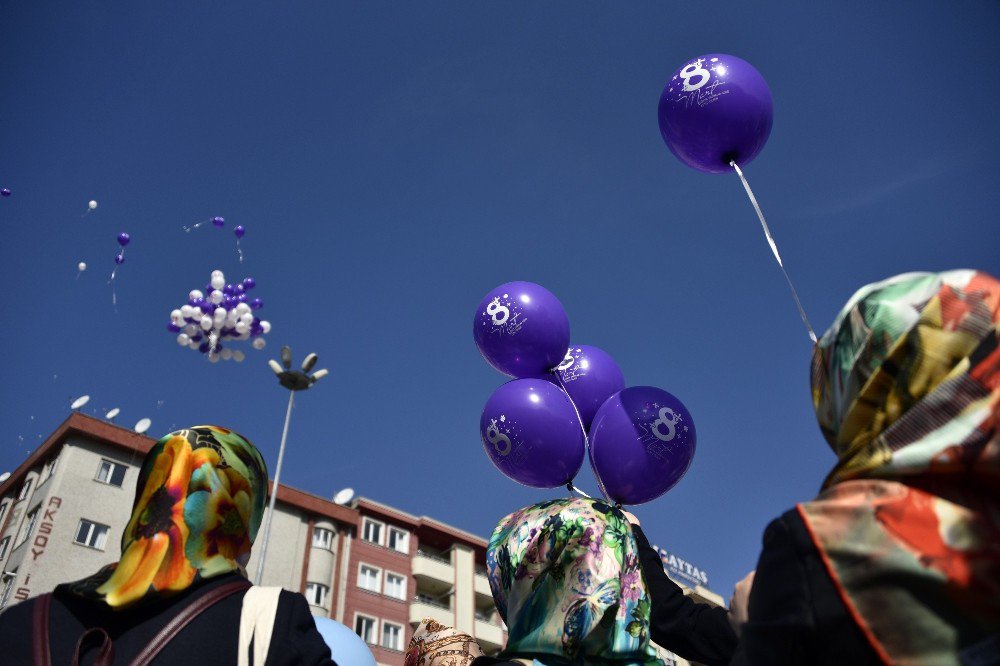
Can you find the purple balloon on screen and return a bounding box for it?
[223,283,235,295]
[117,232,130,246]
[0,188,10,197]
[236,293,248,303]
[167,322,181,333]
[114,253,125,265]
[473,281,570,378]
[546,345,626,431]
[589,386,696,505]
[480,378,585,488]
[658,54,773,174]
[242,277,256,290]
[200,303,214,314]
[234,225,246,239]
[250,297,263,310]
[235,284,245,294]
[198,342,210,353]
[212,216,225,227]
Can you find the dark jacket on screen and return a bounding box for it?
[729,509,880,665]
[633,526,737,666]
[471,526,737,666]
[0,572,335,665]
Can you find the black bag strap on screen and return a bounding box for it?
[129,579,253,666]
[32,592,53,666]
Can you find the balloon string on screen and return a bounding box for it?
[109,247,125,307]
[552,370,610,502]
[183,219,210,232]
[730,161,817,344]
[236,239,244,263]
[566,482,592,499]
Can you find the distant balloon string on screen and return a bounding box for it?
[730,161,817,343]
[553,371,608,502]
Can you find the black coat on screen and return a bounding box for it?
[0,572,336,665]
[471,526,737,666]
[729,509,880,666]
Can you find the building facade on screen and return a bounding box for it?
[1,413,723,666]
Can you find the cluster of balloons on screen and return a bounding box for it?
[183,215,247,262]
[474,281,696,505]
[167,269,271,363]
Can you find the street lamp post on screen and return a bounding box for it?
[254,345,329,585]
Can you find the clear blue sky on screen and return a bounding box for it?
[2,2,998,600]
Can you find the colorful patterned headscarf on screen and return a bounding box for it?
[486,498,663,665]
[404,618,484,666]
[800,270,1000,664]
[62,426,268,608]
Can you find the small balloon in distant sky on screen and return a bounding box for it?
[76,261,87,280]
[89,200,98,210]
[109,232,131,305]
[184,215,224,232]
[1,188,11,197]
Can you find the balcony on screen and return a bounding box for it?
[474,618,504,653]
[413,549,453,587]
[474,570,492,599]
[409,595,453,627]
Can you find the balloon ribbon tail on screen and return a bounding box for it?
[730,161,817,343]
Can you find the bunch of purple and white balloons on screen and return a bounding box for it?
[167,269,271,363]
[474,281,697,505]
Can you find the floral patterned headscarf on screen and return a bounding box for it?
[486,498,662,665]
[800,270,1000,664]
[61,426,268,608]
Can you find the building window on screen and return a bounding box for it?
[382,621,404,651]
[18,506,39,546]
[354,614,376,644]
[361,518,383,545]
[17,479,32,501]
[0,570,16,609]
[0,502,7,525]
[42,455,59,483]
[358,564,381,593]
[74,519,110,550]
[312,527,334,550]
[305,582,329,607]
[385,572,406,600]
[387,527,409,554]
[96,460,127,487]
[0,536,10,561]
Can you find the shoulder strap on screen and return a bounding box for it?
[130,579,252,666]
[32,592,53,666]
[238,586,284,666]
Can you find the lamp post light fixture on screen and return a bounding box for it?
[254,345,329,584]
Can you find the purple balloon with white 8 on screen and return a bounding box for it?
[473,281,570,378]
[658,54,773,174]
[480,378,584,488]
[588,386,696,505]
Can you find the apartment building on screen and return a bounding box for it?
[0,412,722,666]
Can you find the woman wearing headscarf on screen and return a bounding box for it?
[0,425,335,665]
[731,270,1000,665]
[405,496,736,666]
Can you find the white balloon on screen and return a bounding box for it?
[88,200,97,210]
[235,322,249,334]
[208,353,220,363]
[77,262,87,271]
[180,305,192,318]
[239,313,254,325]
[200,316,213,331]
[235,303,251,315]
[171,309,183,321]
[211,269,224,278]
[221,348,233,361]
[214,307,227,320]
[211,275,225,290]
[232,350,245,362]
[252,338,266,350]
[176,333,190,346]
[188,340,200,350]
[189,289,204,301]
[260,321,271,334]
[184,324,198,336]
[210,290,224,304]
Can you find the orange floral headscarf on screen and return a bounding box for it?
[62,426,268,608]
